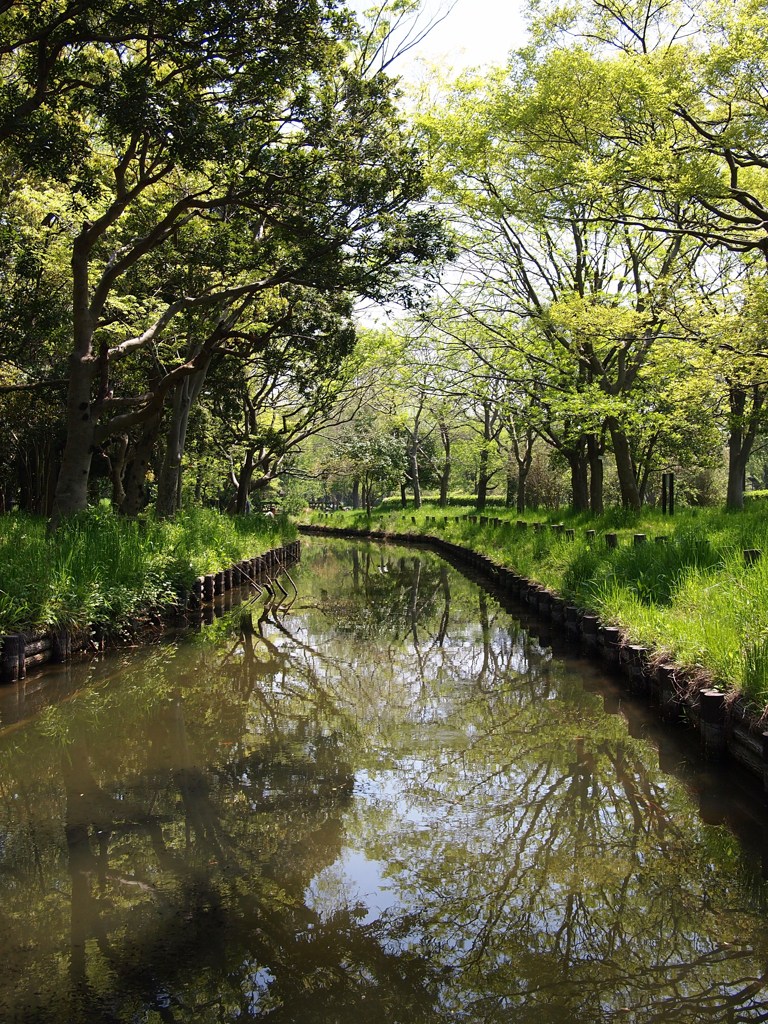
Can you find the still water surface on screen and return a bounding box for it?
[1,539,768,1023]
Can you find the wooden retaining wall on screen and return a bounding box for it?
[301,524,768,794]
[0,539,301,683]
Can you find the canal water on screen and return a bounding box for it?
[1,538,768,1023]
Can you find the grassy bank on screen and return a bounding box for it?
[304,500,768,706]
[0,505,296,636]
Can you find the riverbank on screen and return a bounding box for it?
[0,505,297,638]
[303,500,768,709]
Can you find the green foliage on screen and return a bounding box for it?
[0,506,294,634]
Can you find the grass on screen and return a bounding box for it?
[0,504,295,636]
[303,499,768,706]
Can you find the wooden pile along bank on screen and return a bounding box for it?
[0,539,301,683]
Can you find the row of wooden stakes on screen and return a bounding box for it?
[0,540,302,685]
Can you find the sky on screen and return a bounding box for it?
[387,0,529,81]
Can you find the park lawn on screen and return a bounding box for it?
[304,499,768,707]
[0,505,296,637]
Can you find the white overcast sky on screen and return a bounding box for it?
[383,0,529,80]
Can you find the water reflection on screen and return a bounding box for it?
[0,539,767,1022]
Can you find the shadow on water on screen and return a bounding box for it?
[0,538,767,1022]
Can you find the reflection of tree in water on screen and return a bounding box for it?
[0,541,768,1021]
[359,686,768,1022]
[0,618,442,1022]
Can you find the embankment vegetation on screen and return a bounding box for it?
[0,506,295,637]
[305,499,768,706]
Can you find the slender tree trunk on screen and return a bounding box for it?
[234,450,256,514]
[726,385,764,510]
[637,435,657,505]
[476,445,490,512]
[120,413,163,516]
[517,459,531,514]
[606,416,642,510]
[587,433,604,514]
[110,434,129,509]
[565,436,589,512]
[409,435,421,509]
[439,421,451,506]
[352,478,360,510]
[506,465,516,508]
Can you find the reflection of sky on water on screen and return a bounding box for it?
[305,847,397,926]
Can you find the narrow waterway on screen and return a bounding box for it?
[1,538,768,1023]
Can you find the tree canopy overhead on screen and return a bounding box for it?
[1,0,452,522]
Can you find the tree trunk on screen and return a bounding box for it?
[726,384,764,511]
[439,421,451,507]
[51,352,97,526]
[352,478,360,510]
[120,414,163,516]
[109,435,129,509]
[637,435,657,506]
[726,456,747,511]
[506,465,516,508]
[587,433,604,514]
[409,436,421,509]
[234,450,256,514]
[566,446,589,512]
[51,239,98,527]
[606,417,642,510]
[517,460,531,514]
[156,362,210,518]
[476,445,490,512]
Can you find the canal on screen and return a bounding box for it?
[0,538,767,1023]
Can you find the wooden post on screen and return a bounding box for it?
[599,625,622,665]
[51,629,72,663]
[744,548,762,565]
[633,534,647,545]
[761,732,768,801]
[564,605,581,639]
[565,529,575,541]
[699,689,727,759]
[656,664,681,721]
[0,635,25,683]
[550,596,566,623]
[580,615,600,651]
[585,529,596,543]
[605,533,618,548]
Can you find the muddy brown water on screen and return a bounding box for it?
[0,538,767,1023]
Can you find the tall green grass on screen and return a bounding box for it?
[0,505,295,635]
[304,499,768,705]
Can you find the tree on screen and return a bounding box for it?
[0,1,449,526]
